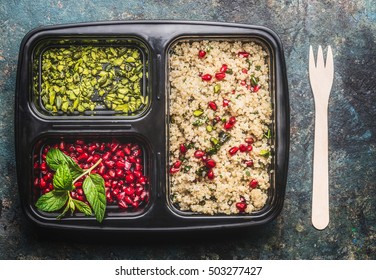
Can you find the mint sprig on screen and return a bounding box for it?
[36,148,106,222]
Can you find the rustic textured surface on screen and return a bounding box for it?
[1,0,375,259]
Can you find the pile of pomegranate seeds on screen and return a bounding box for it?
[34,139,149,210]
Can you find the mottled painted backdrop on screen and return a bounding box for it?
[0,0,375,259]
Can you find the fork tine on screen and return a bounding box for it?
[309,45,315,73]
[316,45,324,69]
[326,46,334,73]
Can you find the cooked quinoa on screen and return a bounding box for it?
[168,40,273,215]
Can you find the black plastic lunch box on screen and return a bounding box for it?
[15,21,289,232]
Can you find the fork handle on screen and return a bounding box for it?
[312,103,329,230]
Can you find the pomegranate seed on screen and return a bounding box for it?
[173,160,182,169]
[245,137,254,144]
[105,181,111,188]
[118,200,128,209]
[115,150,125,158]
[238,51,250,58]
[59,141,65,150]
[78,152,89,162]
[125,173,135,183]
[77,188,84,196]
[116,192,126,201]
[40,162,47,171]
[45,172,53,180]
[201,74,212,81]
[124,196,133,205]
[208,101,217,111]
[86,155,94,163]
[102,151,111,160]
[116,161,125,168]
[229,116,236,124]
[249,179,258,189]
[76,140,85,145]
[245,160,254,167]
[124,187,135,196]
[231,89,236,94]
[133,170,142,178]
[253,85,261,92]
[134,186,144,195]
[247,145,253,152]
[239,144,247,152]
[198,50,206,58]
[179,144,187,154]
[240,80,246,86]
[105,160,115,168]
[138,176,146,185]
[92,154,101,162]
[201,155,207,162]
[33,162,39,169]
[236,202,247,212]
[40,178,46,189]
[229,147,239,156]
[169,167,179,174]
[220,64,228,73]
[242,68,248,74]
[207,169,214,180]
[76,147,84,154]
[88,145,97,153]
[124,161,132,170]
[134,163,143,171]
[110,142,119,152]
[194,150,205,159]
[215,72,226,80]
[132,201,139,208]
[74,181,83,188]
[128,156,136,163]
[132,149,142,157]
[33,178,39,187]
[223,99,230,107]
[108,169,116,178]
[224,122,234,130]
[99,143,106,151]
[206,159,216,169]
[140,191,148,201]
[124,146,131,156]
[116,169,124,178]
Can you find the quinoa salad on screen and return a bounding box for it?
[168,40,273,215]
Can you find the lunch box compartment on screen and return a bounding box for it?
[165,36,277,218]
[30,37,151,119]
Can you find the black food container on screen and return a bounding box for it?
[15,21,289,232]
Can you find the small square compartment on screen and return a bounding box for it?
[30,134,152,221]
[30,37,151,118]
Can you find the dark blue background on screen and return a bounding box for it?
[0,0,375,259]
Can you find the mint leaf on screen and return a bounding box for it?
[46,148,66,171]
[73,199,93,216]
[35,191,68,212]
[46,148,83,179]
[53,163,73,191]
[57,201,71,219]
[82,174,106,222]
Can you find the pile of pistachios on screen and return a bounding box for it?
[37,46,147,115]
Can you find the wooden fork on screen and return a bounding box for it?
[309,45,334,230]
